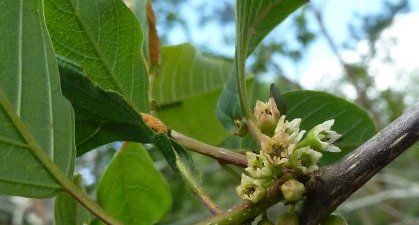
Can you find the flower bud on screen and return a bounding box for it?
[297,120,341,152]
[288,146,322,174]
[320,213,348,225]
[245,152,274,179]
[254,98,281,136]
[236,174,266,203]
[280,179,305,202]
[275,212,299,225]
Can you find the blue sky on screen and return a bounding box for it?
[163,0,419,97]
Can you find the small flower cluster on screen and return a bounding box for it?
[237,97,342,203]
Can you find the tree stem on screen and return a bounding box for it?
[298,102,419,225]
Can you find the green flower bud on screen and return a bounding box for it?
[245,152,274,179]
[280,179,305,202]
[275,212,299,225]
[320,213,348,225]
[297,120,341,152]
[288,146,322,174]
[254,97,281,136]
[236,174,266,203]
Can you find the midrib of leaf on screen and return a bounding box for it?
[120,151,141,223]
[66,0,127,102]
[17,0,23,116]
[242,0,285,56]
[40,13,55,160]
[0,89,62,186]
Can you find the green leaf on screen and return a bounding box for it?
[216,0,307,132]
[128,0,150,60]
[97,142,171,225]
[152,134,178,171]
[154,44,232,104]
[152,134,197,177]
[54,175,92,225]
[0,0,75,197]
[283,90,377,164]
[44,0,149,112]
[58,56,154,155]
[157,77,254,145]
[237,0,308,57]
[157,90,228,145]
[216,66,244,132]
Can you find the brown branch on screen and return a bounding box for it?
[170,130,248,167]
[298,102,419,225]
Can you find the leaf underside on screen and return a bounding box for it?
[44,0,149,113]
[58,56,154,156]
[0,0,75,198]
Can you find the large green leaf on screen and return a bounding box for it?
[157,76,254,146]
[58,56,154,155]
[54,175,92,225]
[44,0,149,112]
[283,90,377,164]
[154,44,232,104]
[157,90,228,145]
[153,44,233,144]
[97,142,171,225]
[216,0,307,132]
[0,0,75,197]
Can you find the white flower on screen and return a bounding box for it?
[297,119,342,152]
[262,116,306,164]
[288,146,322,174]
[245,152,273,179]
[236,174,266,203]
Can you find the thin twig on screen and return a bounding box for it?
[175,154,222,215]
[193,177,288,225]
[170,130,248,167]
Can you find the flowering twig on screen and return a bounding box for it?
[193,102,419,225]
